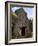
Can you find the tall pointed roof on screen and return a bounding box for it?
[15,8,27,16]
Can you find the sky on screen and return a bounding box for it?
[11,7,33,20]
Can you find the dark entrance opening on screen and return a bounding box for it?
[20,27,26,36]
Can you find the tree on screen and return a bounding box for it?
[29,19,33,32]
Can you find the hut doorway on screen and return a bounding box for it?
[20,27,26,36]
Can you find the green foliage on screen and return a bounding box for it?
[29,19,33,32]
